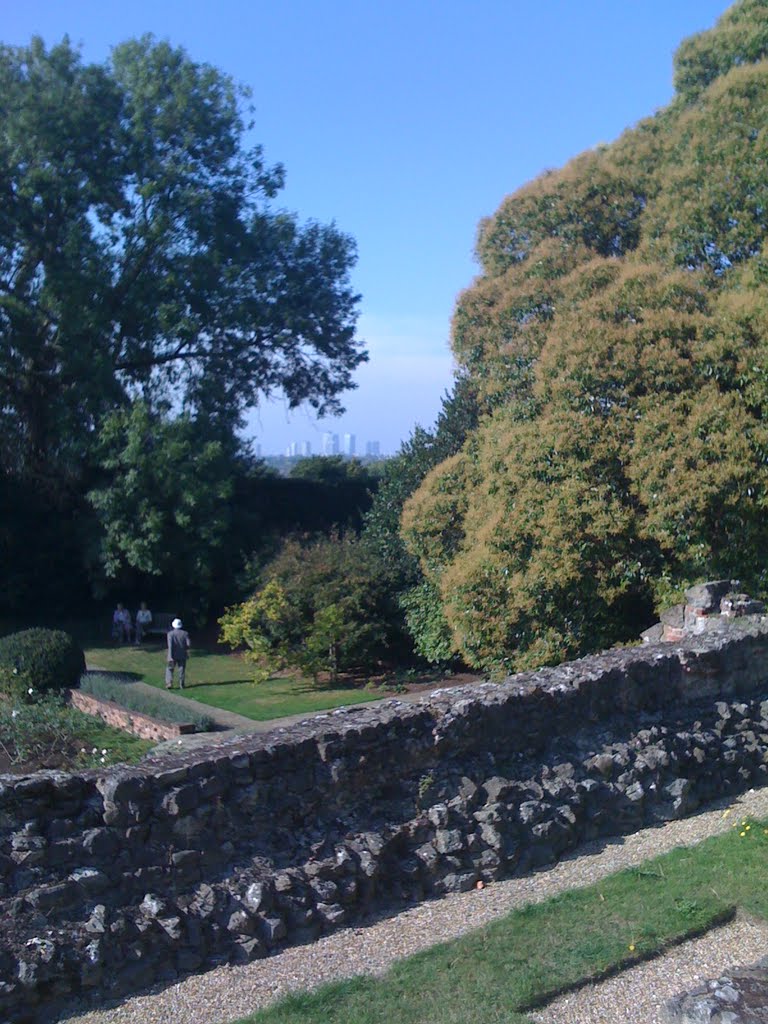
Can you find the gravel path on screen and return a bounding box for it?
[56,787,768,1024]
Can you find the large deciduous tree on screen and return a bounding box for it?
[403,0,768,673]
[0,35,363,482]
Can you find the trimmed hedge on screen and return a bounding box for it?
[0,628,85,700]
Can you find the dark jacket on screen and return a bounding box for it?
[167,628,190,663]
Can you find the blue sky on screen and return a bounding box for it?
[6,1,730,454]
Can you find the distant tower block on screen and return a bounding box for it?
[365,440,380,456]
[322,432,339,455]
[299,440,311,456]
[343,432,356,456]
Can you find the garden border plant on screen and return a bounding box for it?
[80,672,215,731]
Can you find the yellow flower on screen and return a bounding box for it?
[746,825,751,831]
[628,944,635,952]
[723,809,732,817]
[740,831,747,837]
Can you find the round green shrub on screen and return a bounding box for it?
[0,628,86,700]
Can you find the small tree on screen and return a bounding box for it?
[218,580,292,683]
[220,534,402,683]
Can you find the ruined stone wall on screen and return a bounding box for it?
[3,623,768,1021]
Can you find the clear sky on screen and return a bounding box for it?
[5,1,730,454]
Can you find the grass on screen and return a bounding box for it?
[69,710,155,768]
[227,813,768,1024]
[83,643,389,721]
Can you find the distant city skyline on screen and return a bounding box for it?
[275,433,381,458]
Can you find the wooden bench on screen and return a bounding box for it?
[144,612,175,636]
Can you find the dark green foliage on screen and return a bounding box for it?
[0,473,91,617]
[289,456,378,485]
[360,375,480,662]
[0,628,85,698]
[398,581,455,665]
[80,672,214,730]
[87,403,235,606]
[0,34,362,617]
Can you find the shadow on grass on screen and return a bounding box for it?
[188,677,359,695]
[185,678,255,689]
[83,669,143,683]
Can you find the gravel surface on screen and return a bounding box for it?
[56,787,768,1024]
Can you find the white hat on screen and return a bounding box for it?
[172,618,183,629]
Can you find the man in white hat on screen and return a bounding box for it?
[166,617,191,689]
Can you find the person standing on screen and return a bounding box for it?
[166,617,191,689]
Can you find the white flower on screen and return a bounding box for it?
[27,687,33,695]
[91,748,97,755]
[100,757,106,763]
[101,749,107,755]
[80,747,86,753]
[11,709,18,719]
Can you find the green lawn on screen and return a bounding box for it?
[84,643,388,721]
[72,712,154,767]
[230,814,768,1024]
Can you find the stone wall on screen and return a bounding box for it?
[3,620,768,1022]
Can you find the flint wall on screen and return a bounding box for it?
[2,624,768,1021]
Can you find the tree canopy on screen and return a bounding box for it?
[403,0,768,672]
[0,35,363,483]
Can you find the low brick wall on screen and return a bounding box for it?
[2,620,768,1021]
[69,689,196,741]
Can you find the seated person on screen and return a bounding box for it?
[112,602,132,644]
[134,602,153,645]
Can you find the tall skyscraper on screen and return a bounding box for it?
[299,440,311,456]
[365,440,380,456]
[322,432,339,455]
[342,432,356,456]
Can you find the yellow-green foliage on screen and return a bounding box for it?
[405,0,768,672]
[218,580,291,683]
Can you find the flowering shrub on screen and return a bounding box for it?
[0,628,85,700]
